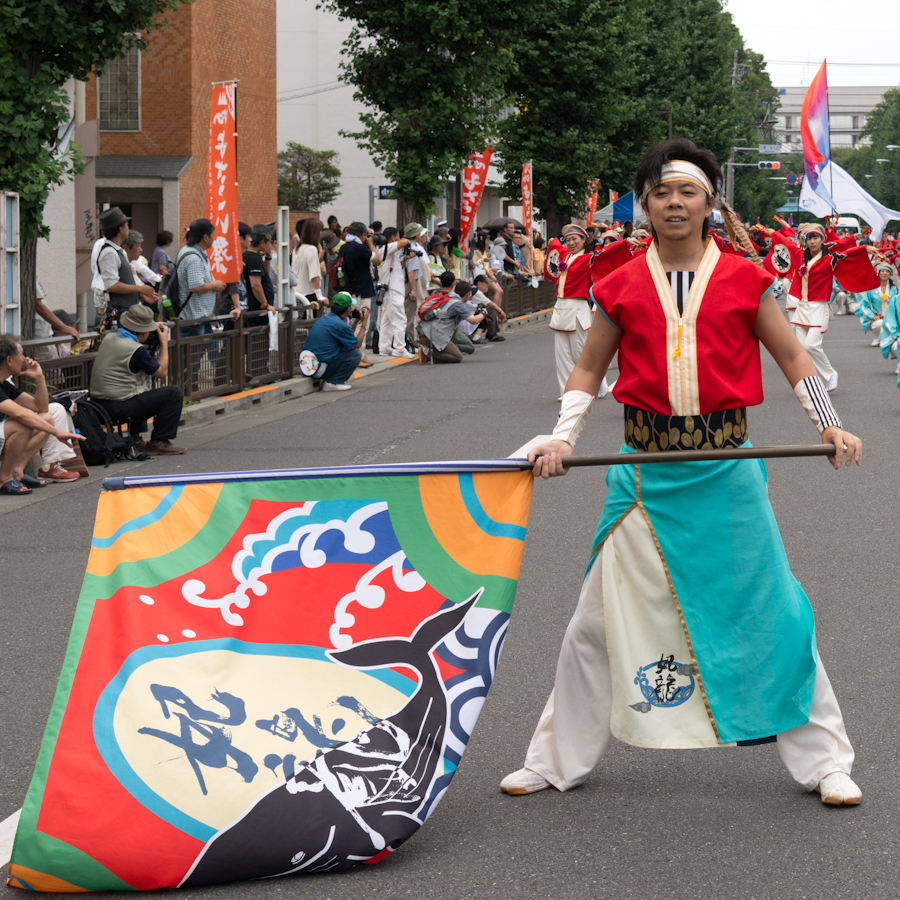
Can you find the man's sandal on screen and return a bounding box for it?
[20,474,47,488]
[0,479,32,495]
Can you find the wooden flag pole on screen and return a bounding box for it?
[559,444,837,468]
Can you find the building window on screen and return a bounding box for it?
[829,115,854,130]
[98,47,141,132]
[831,133,854,146]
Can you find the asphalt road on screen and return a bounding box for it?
[2,312,898,899]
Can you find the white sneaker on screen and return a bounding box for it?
[392,349,416,359]
[500,767,552,796]
[816,772,861,806]
[824,371,838,393]
[322,382,352,392]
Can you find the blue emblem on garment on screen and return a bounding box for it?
[631,654,695,713]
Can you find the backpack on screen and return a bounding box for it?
[158,248,205,318]
[72,398,135,467]
[330,245,349,292]
[417,292,450,322]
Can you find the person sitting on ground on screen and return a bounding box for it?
[0,336,84,494]
[89,304,186,455]
[300,292,363,392]
[417,276,487,364]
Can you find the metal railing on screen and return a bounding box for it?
[19,307,324,403]
[500,279,556,318]
[19,284,550,402]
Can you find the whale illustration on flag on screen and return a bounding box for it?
[8,461,533,891]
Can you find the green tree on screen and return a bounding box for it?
[860,88,900,214]
[319,0,516,228]
[277,142,341,212]
[495,0,643,236]
[597,2,782,224]
[0,0,190,338]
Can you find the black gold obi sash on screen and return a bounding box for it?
[624,405,748,452]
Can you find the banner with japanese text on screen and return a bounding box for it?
[586,180,599,227]
[459,148,492,249]
[522,160,533,266]
[609,190,619,204]
[207,83,241,283]
[9,461,533,892]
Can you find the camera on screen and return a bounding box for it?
[371,233,388,248]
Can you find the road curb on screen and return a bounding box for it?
[178,307,554,431]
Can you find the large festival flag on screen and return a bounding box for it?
[459,148,493,249]
[207,82,242,283]
[799,61,836,211]
[9,462,533,891]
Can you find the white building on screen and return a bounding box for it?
[774,86,892,150]
[276,0,509,229]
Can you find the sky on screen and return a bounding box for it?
[725,0,900,89]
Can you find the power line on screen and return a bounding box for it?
[767,60,900,68]
[277,80,342,96]
[277,84,351,103]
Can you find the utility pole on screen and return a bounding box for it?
[725,50,739,208]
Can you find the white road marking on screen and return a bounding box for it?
[0,809,22,869]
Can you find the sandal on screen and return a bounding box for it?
[0,479,32,495]
[20,474,47,488]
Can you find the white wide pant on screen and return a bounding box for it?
[524,549,855,793]
[553,328,608,398]
[792,324,836,382]
[379,287,408,355]
[42,402,77,465]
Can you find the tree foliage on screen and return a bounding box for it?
[277,142,341,211]
[0,0,189,336]
[496,0,782,231]
[860,88,900,214]
[318,0,517,226]
[494,0,642,236]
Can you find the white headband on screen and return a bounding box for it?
[643,160,714,199]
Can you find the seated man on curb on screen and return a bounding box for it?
[301,292,363,392]
[0,337,84,495]
[417,276,487,364]
[89,304,186,455]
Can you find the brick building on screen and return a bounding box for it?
[85,0,276,264]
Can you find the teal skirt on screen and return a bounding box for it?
[587,444,817,744]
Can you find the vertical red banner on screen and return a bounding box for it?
[459,147,493,249]
[207,82,241,282]
[586,179,599,227]
[521,160,533,262]
[609,190,619,204]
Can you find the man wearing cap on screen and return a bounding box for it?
[404,223,430,347]
[91,207,159,324]
[300,292,363,391]
[416,277,487,364]
[89,305,186,454]
[760,221,878,391]
[502,138,863,808]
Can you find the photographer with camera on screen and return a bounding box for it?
[417,275,487,364]
[89,304,185,455]
[300,292,364,391]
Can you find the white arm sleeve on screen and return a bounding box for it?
[793,375,842,433]
[550,390,596,448]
